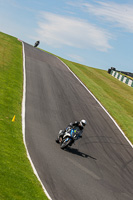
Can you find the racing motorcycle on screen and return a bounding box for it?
[57,127,82,150]
[34,40,40,47]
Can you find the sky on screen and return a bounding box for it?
[0,0,133,72]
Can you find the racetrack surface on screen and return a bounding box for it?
[24,43,133,200]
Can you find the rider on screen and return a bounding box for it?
[56,119,86,143]
[34,40,40,47]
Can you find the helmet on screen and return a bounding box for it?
[80,119,86,127]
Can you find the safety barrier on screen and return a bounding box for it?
[110,70,133,87]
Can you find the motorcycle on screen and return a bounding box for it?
[34,40,40,47]
[57,127,82,150]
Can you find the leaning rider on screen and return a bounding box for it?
[56,119,86,143]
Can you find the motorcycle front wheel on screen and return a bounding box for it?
[60,137,72,149]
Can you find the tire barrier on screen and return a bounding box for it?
[108,69,133,87]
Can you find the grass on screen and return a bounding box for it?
[57,58,133,144]
[0,32,48,200]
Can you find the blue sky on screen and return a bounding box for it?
[0,0,133,72]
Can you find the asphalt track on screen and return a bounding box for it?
[24,43,133,200]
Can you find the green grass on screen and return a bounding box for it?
[0,32,48,200]
[57,58,133,144]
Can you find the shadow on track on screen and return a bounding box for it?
[64,147,97,160]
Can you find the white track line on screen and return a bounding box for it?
[57,58,133,149]
[22,42,52,200]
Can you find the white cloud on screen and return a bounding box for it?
[37,12,112,52]
[83,1,133,33]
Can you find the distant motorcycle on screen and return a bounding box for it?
[57,127,82,150]
[34,40,40,47]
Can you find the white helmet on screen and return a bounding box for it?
[80,119,86,127]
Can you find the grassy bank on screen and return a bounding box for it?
[58,58,133,144]
[0,32,48,200]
